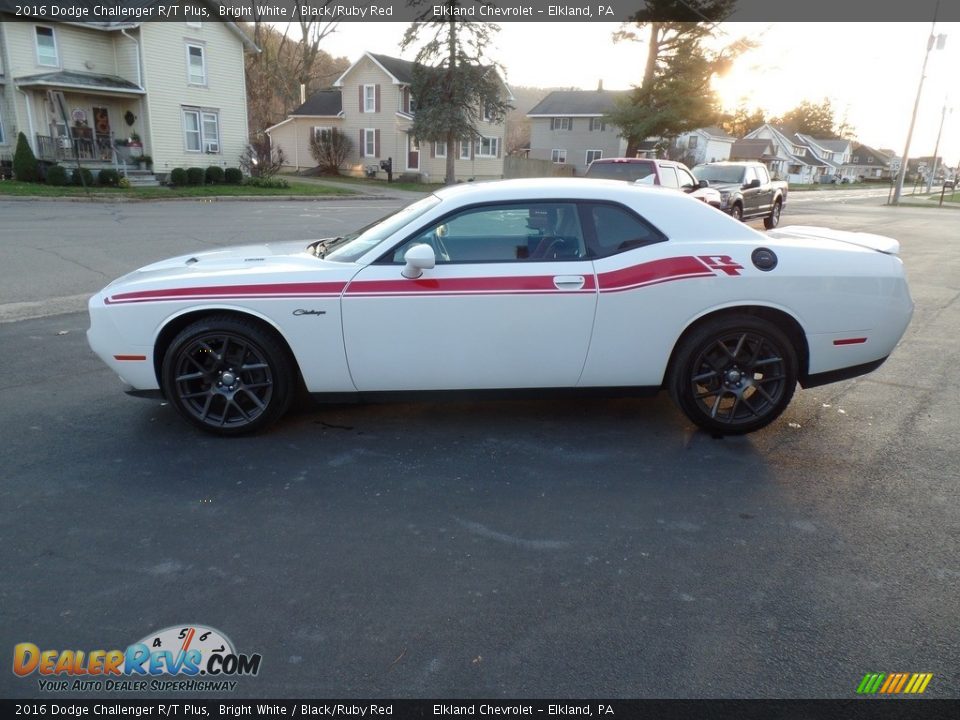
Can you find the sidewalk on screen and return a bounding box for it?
[286,175,431,203]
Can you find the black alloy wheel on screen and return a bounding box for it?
[162,316,294,435]
[670,315,798,434]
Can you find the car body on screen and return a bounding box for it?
[692,161,789,228]
[88,178,913,436]
[584,157,722,209]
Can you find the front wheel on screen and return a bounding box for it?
[763,200,782,229]
[162,315,295,435]
[730,203,743,222]
[669,315,798,434]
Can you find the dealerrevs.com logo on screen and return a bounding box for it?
[13,625,261,693]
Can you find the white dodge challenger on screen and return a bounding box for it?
[87,179,913,436]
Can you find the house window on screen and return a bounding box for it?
[867,156,874,163]
[313,126,332,142]
[35,26,58,67]
[589,118,606,132]
[363,85,376,113]
[459,139,471,160]
[688,135,698,149]
[363,128,376,157]
[186,43,207,85]
[474,136,499,158]
[551,117,571,131]
[182,108,220,152]
[586,149,602,165]
[435,142,446,158]
[551,149,567,164]
[482,104,494,122]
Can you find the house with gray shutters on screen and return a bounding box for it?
[526,86,629,174]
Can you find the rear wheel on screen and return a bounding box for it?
[669,315,798,434]
[763,199,782,229]
[162,316,294,435]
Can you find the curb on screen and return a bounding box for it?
[0,193,388,203]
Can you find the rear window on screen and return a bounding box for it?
[586,161,655,182]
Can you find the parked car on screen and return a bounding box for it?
[692,161,789,228]
[585,157,722,209]
[88,179,912,436]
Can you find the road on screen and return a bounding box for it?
[1,193,958,699]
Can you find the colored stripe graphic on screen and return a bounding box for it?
[856,673,932,694]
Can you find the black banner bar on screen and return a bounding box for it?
[0,0,958,23]
[2,699,960,720]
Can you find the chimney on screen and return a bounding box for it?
[597,79,603,92]
[300,83,306,104]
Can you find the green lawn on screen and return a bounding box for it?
[0,180,355,198]
[789,183,892,192]
[293,173,444,193]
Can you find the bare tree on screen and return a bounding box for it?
[309,128,353,174]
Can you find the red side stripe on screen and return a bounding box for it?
[597,256,715,292]
[106,282,347,304]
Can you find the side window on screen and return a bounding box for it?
[587,204,666,257]
[659,166,679,188]
[743,167,756,186]
[756,165,770,184]
[677,167,697,190]
[387,203,586,264]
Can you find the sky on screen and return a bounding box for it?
[314,21,960,167]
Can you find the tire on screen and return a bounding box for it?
[669,315,798,435]
[730,203,743,222]
[161,315,295,435]
[763,200,782,229]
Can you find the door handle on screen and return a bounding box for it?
[553,275,585,290]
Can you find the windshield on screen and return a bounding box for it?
[693,165,745,184]
[320,195,442,262]
[586,161,655,182]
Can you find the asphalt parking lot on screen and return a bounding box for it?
[1,194,958,699]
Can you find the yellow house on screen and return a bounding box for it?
[267,52,512,182]
[0,13,257,182]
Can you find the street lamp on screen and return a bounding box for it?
[890,5,947,205]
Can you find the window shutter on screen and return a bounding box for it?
[375,84,381,113]
[569,119,574,131]
[470,140,475,160]
[359,129,364,156]
[430,143,435,159]
[497,139,501,159]
[374,129,380,157]
[359,85,364,114]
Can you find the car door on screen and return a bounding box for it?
[341,201,598,391]
[754,164,774,212]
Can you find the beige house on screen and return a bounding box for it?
[267,51,511,182]
[0,13,256,181]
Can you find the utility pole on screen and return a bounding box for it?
[926,99,950,193]
[890,1,944,205]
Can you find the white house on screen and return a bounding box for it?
[675,126,735,166]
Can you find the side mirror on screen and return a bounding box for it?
[698,179,709,188]
[401,243,436,279]
[745,178,761,189]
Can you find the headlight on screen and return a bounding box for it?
[719,191,731,208]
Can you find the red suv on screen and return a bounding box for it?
[584,158,722,209]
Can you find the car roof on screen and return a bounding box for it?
[425,178,761,244]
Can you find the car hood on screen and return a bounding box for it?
[767,226,900,255]
[704,182,741,193]
[100,239,356,296]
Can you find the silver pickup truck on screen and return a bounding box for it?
[692,161,789,229]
